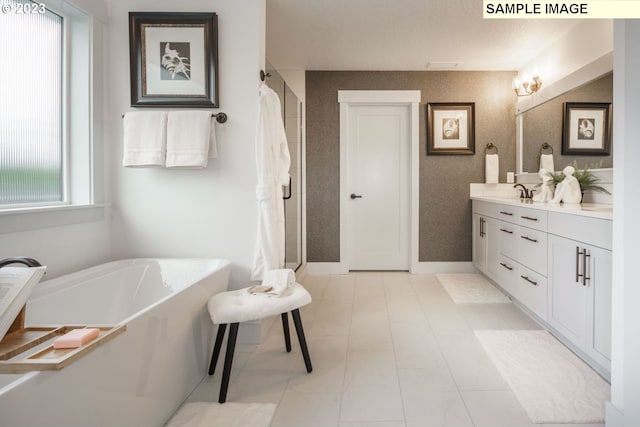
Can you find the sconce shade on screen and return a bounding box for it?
[514,75,542,96]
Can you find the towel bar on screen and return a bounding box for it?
[121,112,228,124]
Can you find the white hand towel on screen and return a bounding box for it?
[166,111,216,168]
[485,153,499,184]
[262,268,295,296]
[540,154,554,174]
[122,111,168,167]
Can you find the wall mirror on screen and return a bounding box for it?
[516,55,613,175]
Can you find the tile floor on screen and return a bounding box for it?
[184,272,605,427]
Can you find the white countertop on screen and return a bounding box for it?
[471,195,613,220]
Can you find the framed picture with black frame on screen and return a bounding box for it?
[129,12,219,107]
[562,102,611,155]
[426,102,475,155]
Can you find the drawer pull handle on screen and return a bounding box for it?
[521,215,539,221]
[520,275,538,286]
[500,262,513,271]
[521,236,538,243]
[499,211,514,216]
[500,228,513,234]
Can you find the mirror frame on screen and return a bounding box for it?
[516,52,613,175]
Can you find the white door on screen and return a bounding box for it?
[346,104,410,270]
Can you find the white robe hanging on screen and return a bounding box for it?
[251,83,291,281]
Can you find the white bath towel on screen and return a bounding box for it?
[261,268,295,296]
[485,153,499,183]
[166,111,217,168]
[122,111,168,167]
[540,154,555,174]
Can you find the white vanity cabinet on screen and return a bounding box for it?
[547,212,612,370]
[473,200,549,320]
[472,198,612,377]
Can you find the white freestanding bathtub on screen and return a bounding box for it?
[0,258,231,427]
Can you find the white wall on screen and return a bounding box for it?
[516,20,613,115]
[518,20,613,90]
[607,19,640,427]
[106,0,266,290]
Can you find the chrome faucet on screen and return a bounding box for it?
[513,183,534,199]
[0,257,42,268]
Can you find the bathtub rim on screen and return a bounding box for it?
[1,257,231,397]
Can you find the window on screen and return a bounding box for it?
[0,0,64,206]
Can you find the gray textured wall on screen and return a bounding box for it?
[522,73,613,173]
[306,71,516,263]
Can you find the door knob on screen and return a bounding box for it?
[350,194,363,200]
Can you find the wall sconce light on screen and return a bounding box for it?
[513,74,542,96]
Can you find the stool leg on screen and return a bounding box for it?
[219,322,239,403]
[208,324,227,375]
[281,312,292,352]
[291,309,312,373]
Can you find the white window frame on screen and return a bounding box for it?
[0,0,107,229]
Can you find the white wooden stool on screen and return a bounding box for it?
[206,282,313,403]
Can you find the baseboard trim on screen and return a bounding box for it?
[412,262,476,274]
[305,261,475,275]
[305,262,345,275]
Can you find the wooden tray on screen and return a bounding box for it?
[0,325,126,374]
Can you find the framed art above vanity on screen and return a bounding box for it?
[562,102,611,155]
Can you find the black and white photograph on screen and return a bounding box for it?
[129,12,218,107]
[160,42,191,81]
[427,102,475,155]
[562,102,611,155]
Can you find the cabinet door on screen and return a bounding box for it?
[472,214,487,272]
[586,246,612,366]
[548,234,588,348]
[485,217,500,280]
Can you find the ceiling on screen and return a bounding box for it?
[266,0,582,71]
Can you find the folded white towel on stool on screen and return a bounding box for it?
[122,111,168,167]
[485,153,499,184]
[166,111,217,168]
[540,154,554,174]
[261,268,295,296]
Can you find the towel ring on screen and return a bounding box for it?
[540,143,553,155]
[484,143,499,154]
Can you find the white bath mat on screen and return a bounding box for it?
[475,330,610,424]
[165,401,276,427]
[436,273,510,304]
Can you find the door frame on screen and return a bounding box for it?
[338,90,421,273]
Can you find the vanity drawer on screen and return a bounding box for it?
[473,200,495,217]
[548,211,612,250]
[496,205,518,223]
[518,207,548,231]
[496,254,519,298]
[516,266,547,321]
[516,226,547,276]
[497,221,518,257]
